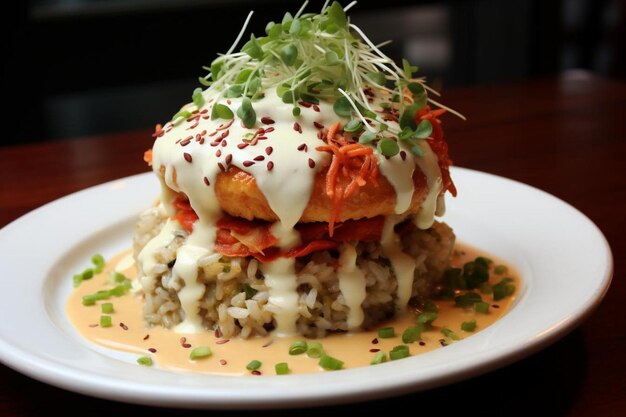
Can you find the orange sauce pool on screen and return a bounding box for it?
[66,244,519,375]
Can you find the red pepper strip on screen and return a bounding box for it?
[172,197,199,233]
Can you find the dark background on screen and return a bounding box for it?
[3,0,624,145]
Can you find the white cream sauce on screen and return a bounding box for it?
[381,216,417,312]
[337,243,367,329]
[259,258,299,336]
[141,85,447,335]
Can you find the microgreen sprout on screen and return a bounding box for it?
[186,1,463,154]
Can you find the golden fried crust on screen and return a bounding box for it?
[158,164,428,222]
[213,167,428,222]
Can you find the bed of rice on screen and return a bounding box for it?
[133,206,455,339]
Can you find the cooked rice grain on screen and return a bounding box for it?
[134,208,455,338]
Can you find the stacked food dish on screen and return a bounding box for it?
[135,1,460,339]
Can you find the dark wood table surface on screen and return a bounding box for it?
[1,75,624,416]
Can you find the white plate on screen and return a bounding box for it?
[0,167,612,409]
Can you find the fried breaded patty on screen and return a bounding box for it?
[159,165,429,222]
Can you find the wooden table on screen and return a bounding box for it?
[1,75,624,416]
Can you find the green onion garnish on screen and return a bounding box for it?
[492,278,516,301]
[389,345,410,360]
[319,354,344,371]
[101,303,114,314]
[474,301,490,314]
[441,327,460,340]
[461,320,477,332]
[402,326,422,344]
[416,312,438,326]
[288,340,308,355]
[246,360,262,371]
[454,292,483,308]
[275,362,290,375]
[137,356,153,366]
[306,341,324,358]
[189,346,212,360]
[377,327,395,338]
[91,254,105,274]
[370,351,388,365]
[494,265,508,275]
[462,260,489,289]
[100,315,112,328]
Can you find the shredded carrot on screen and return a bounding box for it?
[316,122,380,236]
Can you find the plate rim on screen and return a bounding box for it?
[0,167,613,409]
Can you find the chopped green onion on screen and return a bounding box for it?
[461,320,477,332]
[463,260,489,289]
[444,267,465,289]
[370,351,388,365]
[377,327,395,338]
[73,274,84,288]
[319,354,344,370]
[441,327,460,340]
[246,360,262,371]
[494,265,508,275]
[137,356,153,366]
[389,345,410,360]
[275,362,290,375]
[474,301,490,313]
[101,303,114,314]
[416,312,438,326]
[454,292,483,308]
[493,278,516,301]
[189,346,212,360]
[288,340,308,355]
[109,284,128,297]
[111,272,129,283]
[402,326,422,344]
[100,315,112,328]
[82,291,110,306]
[91,254,105,273]
[306,341,324,358]
[475,256,492,267]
